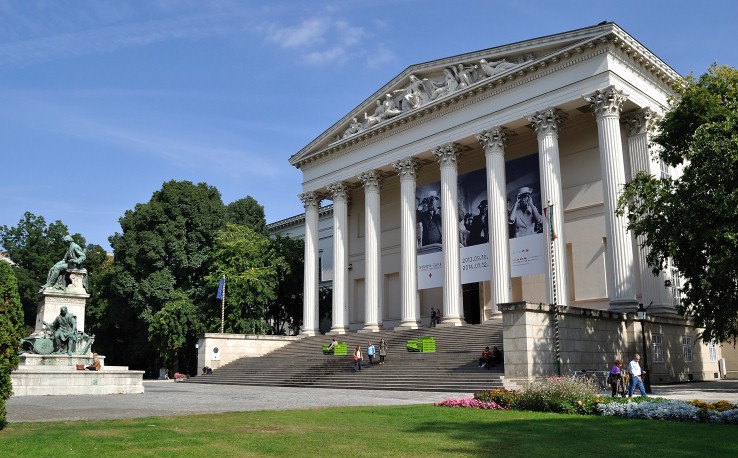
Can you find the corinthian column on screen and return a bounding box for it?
[392,158,421,329]
[622,108,674,314]
[328,181,350,334]
[433,143,463,326]
[299,191,321,336]
[476,127,511,312]
[358,170,383,332]
[584,86,637,312]
[527,108,569,306]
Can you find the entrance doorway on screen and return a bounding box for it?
[462,282,481,324]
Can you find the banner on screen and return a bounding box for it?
[506,154,546,277]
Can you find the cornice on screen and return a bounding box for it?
[291,24,681,171]
[267,204,334,232]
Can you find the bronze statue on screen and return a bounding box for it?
[41,235,85,291]
[44,306,77,355]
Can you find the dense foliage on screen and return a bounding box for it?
[0,261,24,428]
[617,65,738,343]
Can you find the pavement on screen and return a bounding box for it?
[6,379,738,423]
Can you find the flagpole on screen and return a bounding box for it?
[547,201,561,376]
[220,275,226,334]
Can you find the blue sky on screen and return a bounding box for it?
[1,0,736,251]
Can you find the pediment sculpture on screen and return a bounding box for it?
[337,53,534,142]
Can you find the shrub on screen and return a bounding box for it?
[515,376,601,415]
[597,399,701,422]
[688,400,736,412]
[474,389,518,409]
[434,398,505,410]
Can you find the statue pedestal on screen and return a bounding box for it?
[11,358,144,396]
[31,273,90,338]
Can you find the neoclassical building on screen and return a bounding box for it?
[289,23,682,339]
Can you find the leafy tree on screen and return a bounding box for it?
[617,65,738,343]
[225,196,267,235]
[0,261,24,428]
[268,235,303,335]
[206,223,286,334]
[110,180,225,372]
[0,213,82,328]
[148,291,202,373]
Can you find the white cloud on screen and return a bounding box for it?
[261,17,329,49]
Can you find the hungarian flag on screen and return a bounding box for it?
[216,276,225,299]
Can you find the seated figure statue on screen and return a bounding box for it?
[44,306,77,355]
[41,235,86,291]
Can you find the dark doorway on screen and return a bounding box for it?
[462,282,481,324]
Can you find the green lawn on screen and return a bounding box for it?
[1,405,736,457]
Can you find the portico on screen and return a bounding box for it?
[290,23,681,334]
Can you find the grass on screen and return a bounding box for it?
[1,405,737,457]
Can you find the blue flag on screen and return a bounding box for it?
[216,276,225,299]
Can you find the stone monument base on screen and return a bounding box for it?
[11,354,144,396]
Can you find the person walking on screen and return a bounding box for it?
[366,342,376,366]
[608,359,625,397]
[627,354,647,398]
[353,345,363,372]
[430,308,437,327]
[378,338,388,365]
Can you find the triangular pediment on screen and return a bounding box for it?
[290,22,679,169]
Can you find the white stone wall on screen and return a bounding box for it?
[500,302,721,384]
[196,333,303,372]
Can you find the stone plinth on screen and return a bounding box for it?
[11,365,144,396]
[31,280,90,338]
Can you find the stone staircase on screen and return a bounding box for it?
[185,317,505,392]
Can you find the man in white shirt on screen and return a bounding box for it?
[628,354,647,398]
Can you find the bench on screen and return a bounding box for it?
[406,337,436,352]
[322,342,348,356]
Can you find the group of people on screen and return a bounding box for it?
[478,346,502,369]
[352,339,388,372]
[608,353,648,398]
[429,308,442,327]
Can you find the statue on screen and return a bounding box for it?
[431,68,459,99]
[383,93,402,118]
[455,63,478,88]
[364,99,385,127]
[44,306,77,355]
[394,75,430,110]
[40,235,86,291]
[479,58,520,78]
[343,117,366,138]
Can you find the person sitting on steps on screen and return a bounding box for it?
[479,346,492,368]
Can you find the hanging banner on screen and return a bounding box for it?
[506,154,546,277]
[416,168,490,289]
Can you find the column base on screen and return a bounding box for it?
[648,304,680,317]
[438,317,464,327]
[300,328,319,337]
[395,320,421,330]
[358,324,381,333]
[327,327,349,335]
[608,300,638,314]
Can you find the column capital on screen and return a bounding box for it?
[358,169,383,192]
[621,107,658,137]
[299,191,322,209]
[327,181,351,201]
[476,126,510,153]
[527,108,567,137]
[584,86,629,118]
[392,157,421,180]
[432,142,461,167]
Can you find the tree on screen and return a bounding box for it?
[268,235,304,335]
[110,180,225,372]
[148,291,202,373]
[206,223,286,334]
[0,261,24,428]
[225,196,267,235]
[617,65,738,343]
[0,213,82,328]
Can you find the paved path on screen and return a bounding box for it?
[7,379,738,423]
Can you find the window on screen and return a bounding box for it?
[660,159,670,179]
[682,336,693,362]
[709,341,717,363]
[671,267,682,307]
[652,334,664,363]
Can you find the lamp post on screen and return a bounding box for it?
[636,302,652,394]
